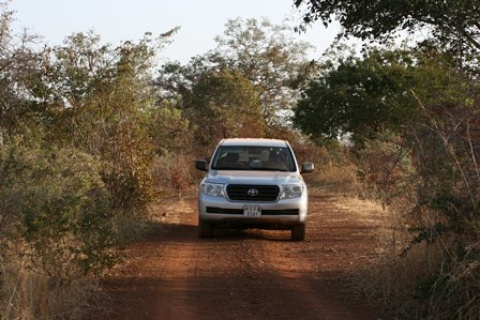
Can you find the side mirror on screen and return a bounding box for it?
[300,162,314,174]
[195,159,208,171]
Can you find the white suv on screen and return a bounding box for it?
[195,138,314,241]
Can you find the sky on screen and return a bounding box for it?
[8,0,339,64]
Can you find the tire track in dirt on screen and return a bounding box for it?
[88,190,394,320]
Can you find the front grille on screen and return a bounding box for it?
[226,184,280,201]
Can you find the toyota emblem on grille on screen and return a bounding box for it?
[247,188,259,197]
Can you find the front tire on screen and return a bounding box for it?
[291,224,306,241]
[198,219,213,238]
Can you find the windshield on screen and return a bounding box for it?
[211,146,296,171]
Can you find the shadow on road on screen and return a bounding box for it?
[148,220,297,244]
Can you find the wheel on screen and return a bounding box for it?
[198,219,213,238]
[291,224,306,241]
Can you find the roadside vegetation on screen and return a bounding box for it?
[295,1,480,319]
[0,0,479,319]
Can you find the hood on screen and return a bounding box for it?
[204,170,305,185]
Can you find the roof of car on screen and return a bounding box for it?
[219,138,289,147]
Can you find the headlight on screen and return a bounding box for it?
[280,185,304,199]
[200,182,225,197]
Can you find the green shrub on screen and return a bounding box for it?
[0,134,116,276]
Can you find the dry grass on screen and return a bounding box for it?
[305,162,360,194]
[352,240,446,317]
[341,197,480,319]
[1,252,101,320]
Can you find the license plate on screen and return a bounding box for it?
[244,205,261,217]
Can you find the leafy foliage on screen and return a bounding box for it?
[33,31,163,209]
[0,4,45,140]
[293,48,420,143]
[0,5,181,316]
[292,3,480,314]
[0,130,115,276]
[155,17,314,147]
[185,68,266,149]
[213,17,314,125]
[294,0,480,54]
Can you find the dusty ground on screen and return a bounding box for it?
[87,188,397,320]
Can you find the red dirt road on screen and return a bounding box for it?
[88,188,395,320]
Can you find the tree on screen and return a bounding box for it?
[294,0,480,64]
[213,17,313,125]
[295,2,480,316]
[0,3,44,146]
[185,68,265,150]
[293,47,419,144]
[29,31,179,209]
[155,17,314,130]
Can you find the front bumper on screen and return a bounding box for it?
[198,192,308,229]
